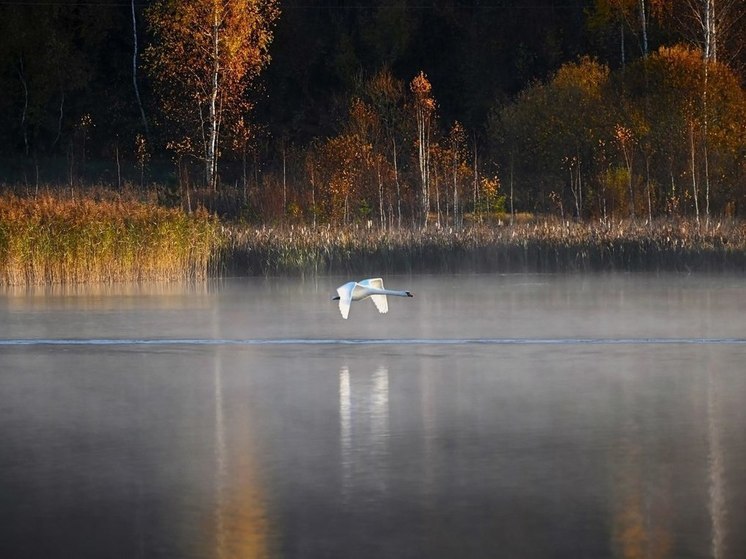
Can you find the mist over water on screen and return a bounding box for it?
[1,274,745,558]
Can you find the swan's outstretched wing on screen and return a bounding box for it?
[359,278,388,314]
[369,293,388,314]
[359,278,384,289]
[336,282,355,319]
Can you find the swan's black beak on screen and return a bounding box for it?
[332,296,340,301]
[406,291,413,297]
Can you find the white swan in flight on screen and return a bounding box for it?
[333,278,413,319]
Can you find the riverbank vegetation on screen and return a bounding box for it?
[1,2,745,284]
[220,218,746,276]
[1,189,745,285]
[0,192,220,285]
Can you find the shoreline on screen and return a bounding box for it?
[2,193,745,285]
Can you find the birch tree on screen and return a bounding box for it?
[447,121,469,228]
[589,0,654,61]
[145,0,279,190]
[659,0,745,64]
[410,71,435,229]
[682,0,744,226]
[365,68,407,228]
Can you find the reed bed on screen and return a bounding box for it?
[3,190,744,285]
[0,194,221,285]
[219,218,746,276]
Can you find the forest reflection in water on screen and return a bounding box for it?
[0,274,744,558]
[203,346,741,559]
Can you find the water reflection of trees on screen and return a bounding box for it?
[212,348,272,559]
[610,416,673,558]
[609,354,729,559]
[707,364,726,559]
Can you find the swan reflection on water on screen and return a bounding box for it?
[339,365,390,501]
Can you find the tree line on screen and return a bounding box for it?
[0,0,744,226]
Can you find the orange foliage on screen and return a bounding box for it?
[410,71,435,111]
[145,0,280,181]
[552,56,609,98]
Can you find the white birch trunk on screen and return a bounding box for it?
[377,161,385,229]
[393,137,401,229]
[638,0,648,56]
[690,122,701,228]
[509,153,514,226]
[207,7,221,191]
[131,0,149,140]
[452,151,459,228]
[417,106,430,229]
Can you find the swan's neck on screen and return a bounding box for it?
[377,288,412,297]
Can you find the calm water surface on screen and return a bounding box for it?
[1,273,745,558]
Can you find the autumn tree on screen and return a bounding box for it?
[347,97,384,225]
[309,98,378,225]
[364,68,408,228]
[612,123,638,219]
[446,121,470,228]
[676,0,745,225]
[314,134,371,224]
[551,58,614,219]
[654,0,745,65]
[410,71,436,228]
[145,0,279,190]
[631,45,746,221]
[491,87,547,215]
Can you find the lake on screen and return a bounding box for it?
[1,273,745,558]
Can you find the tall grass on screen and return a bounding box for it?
[0,194,221,285]
[219,218,746,276]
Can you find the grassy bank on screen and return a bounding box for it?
[0,194,221,285]
[220,219,746,276]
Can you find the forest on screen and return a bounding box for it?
[0,0,745,227]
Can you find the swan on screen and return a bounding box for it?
[332,278,413,319]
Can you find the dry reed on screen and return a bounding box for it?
[3,190,744,285]
[0,194,221,285]
[219,218,746,276]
